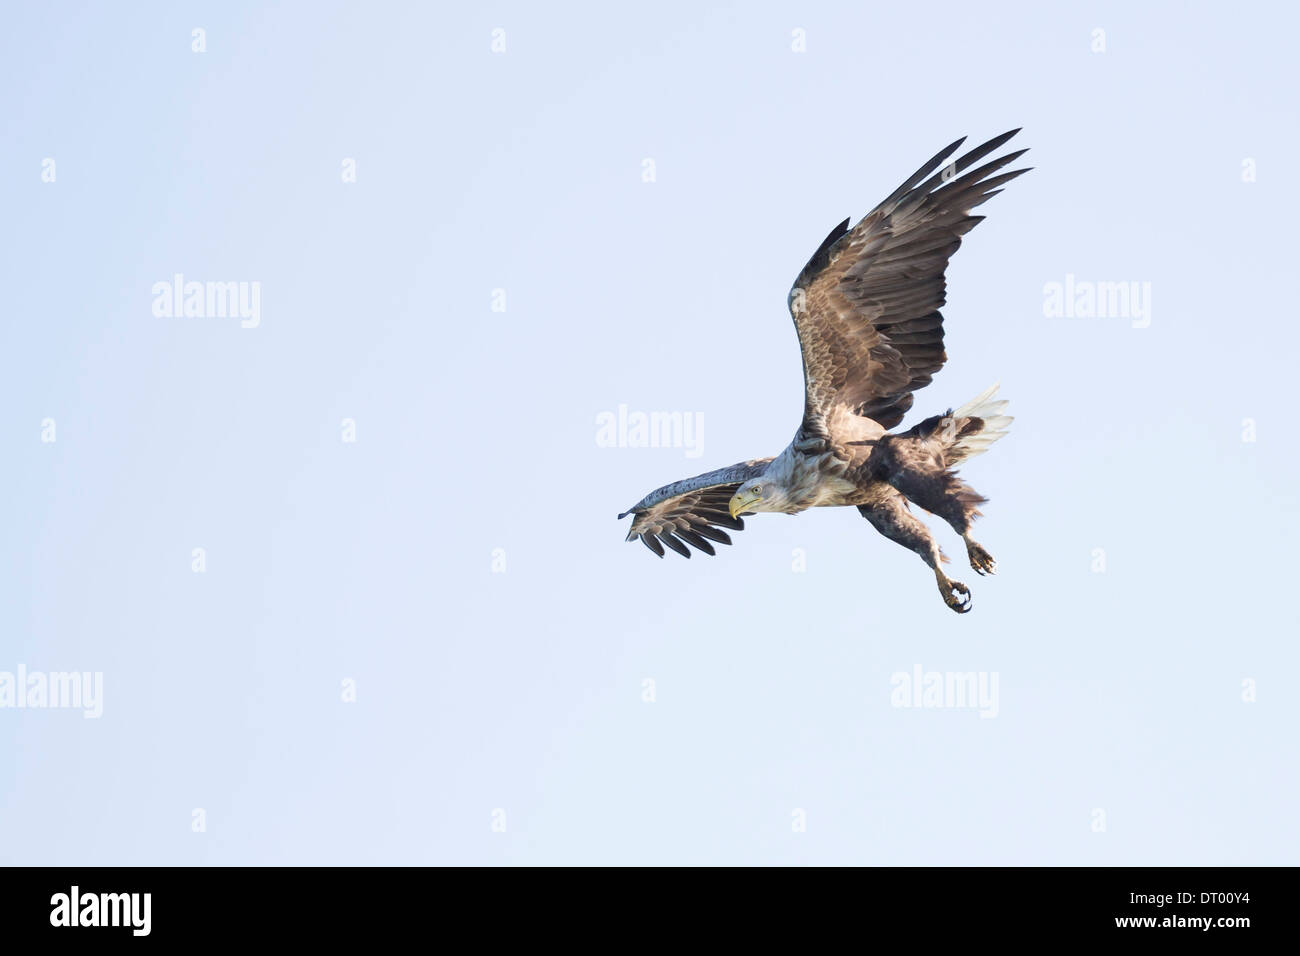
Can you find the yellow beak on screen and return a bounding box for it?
[728,490,762,520]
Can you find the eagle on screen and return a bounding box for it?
[617,130,1028,613]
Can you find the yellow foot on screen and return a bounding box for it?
[965,540,997,576]
[937,574,972,613]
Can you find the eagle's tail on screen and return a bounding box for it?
[945,383,1012,464]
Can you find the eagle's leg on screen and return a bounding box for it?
[873,445,997,577]
[858,496,971,614]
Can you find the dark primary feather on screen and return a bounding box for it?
[618,459,772,558]
[788,129,1030,433]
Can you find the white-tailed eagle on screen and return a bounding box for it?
[617,130,1028,613]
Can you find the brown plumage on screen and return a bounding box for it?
[618,131,1028,613]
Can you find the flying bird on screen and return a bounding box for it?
[617,130,1028,613]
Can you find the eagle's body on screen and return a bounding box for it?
[617,131,1028,612]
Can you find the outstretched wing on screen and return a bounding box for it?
[618,459,773,558]
[789,129,1030,433]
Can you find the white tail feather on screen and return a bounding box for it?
[950,383,1012,462]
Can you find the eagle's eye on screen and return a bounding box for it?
[753,485,763,496]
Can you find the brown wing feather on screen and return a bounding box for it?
[618,459,773,559]
[789,130,1030,433]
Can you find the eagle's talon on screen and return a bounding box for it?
[966,542,997,576]
[941,578,971,613]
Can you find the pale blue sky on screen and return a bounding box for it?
[2,1,1296,864]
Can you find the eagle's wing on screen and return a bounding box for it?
[618,458,774,558]
[789,129,1030,434]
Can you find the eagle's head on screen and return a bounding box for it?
[729,477,790,518]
